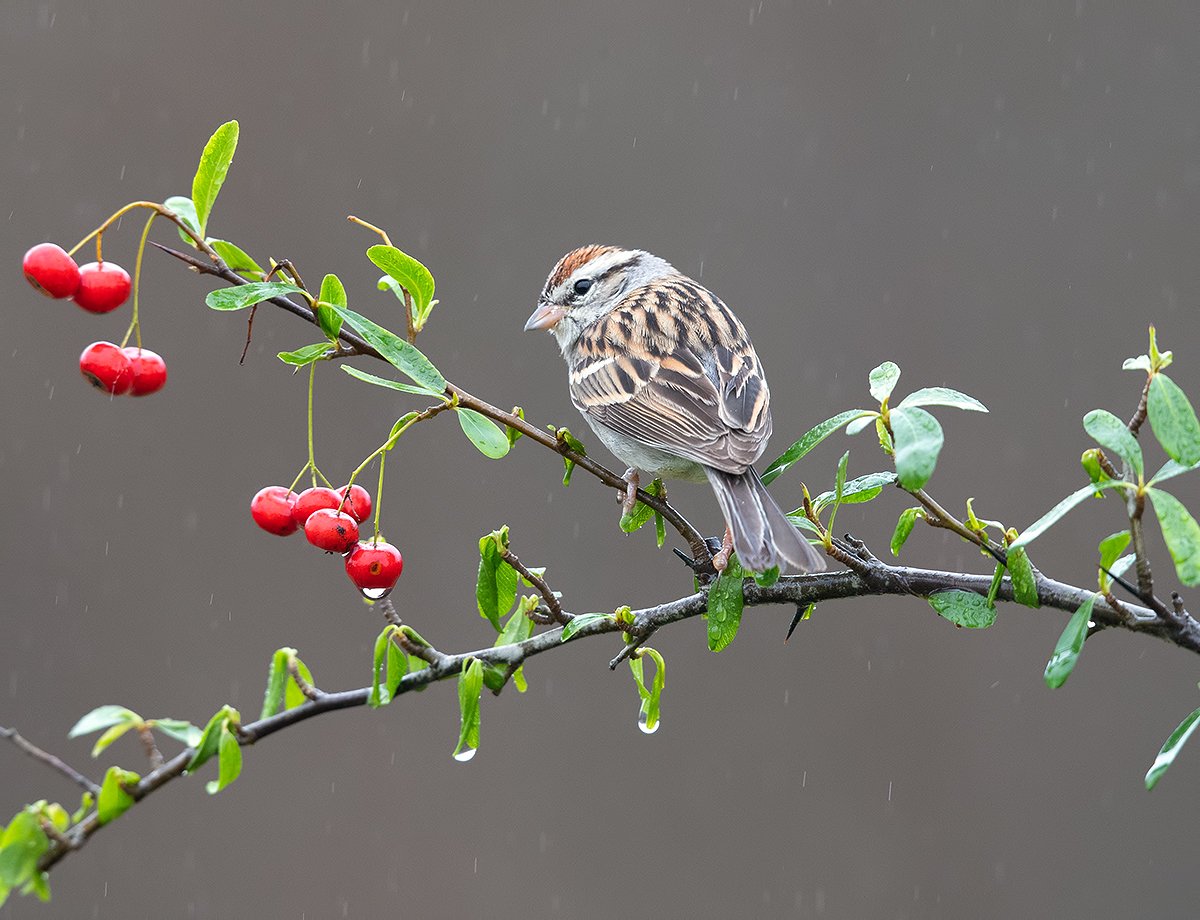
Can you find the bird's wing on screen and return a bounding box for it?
[568,277,771,473]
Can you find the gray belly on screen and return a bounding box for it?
[584,417,709,482]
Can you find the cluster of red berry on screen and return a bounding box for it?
[251,485,403,596]
[23,243,166,396]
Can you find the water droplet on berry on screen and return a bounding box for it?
[360,586,392,600]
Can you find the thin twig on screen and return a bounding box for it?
[500,547,570,624]
[0,726,100,796]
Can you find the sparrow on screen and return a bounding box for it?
[524,245,826,574]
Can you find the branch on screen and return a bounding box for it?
[0,726,99,796]
[24,541,1200,874]
[151,243,712,565]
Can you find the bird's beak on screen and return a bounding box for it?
[524,301,566,332]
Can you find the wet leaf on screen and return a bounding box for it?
[205,726,242,795]
[96,767,139,824]
[368,244,435,315]
[1148,373,1200,466]
[206,281,304,311]
[1145,704,1200,790]
[1083,409,1143,480]
[191,120,239,237]
[476,528,517,631]
[1010,480,1127,549]
[869,361,901,403]
[762,409,875,486]
[630,648,666,733]
[90,721,138,758]
[69,705,141,739]
[260,649,291,720]
[150,719,201,747]
[277,343,330,366]
[896,386,987,413]
[340,365,442,397]
[164,195,201,247]
[1147,487,1200,586]
[890,406,943,491]
[928,589,996,629]
[707,556,746,652]
[560,612,613,641]
[326,304,445,393]
[457,408,511,459]
[453,658,483,761]
[283,657,314,710]
[1044,595,1095,689]
[1006,546,1040,608]
[0,810,48,888]
[209,239,263,276]
[890,507,922,556]
[813,471,896,512]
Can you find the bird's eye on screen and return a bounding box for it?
[572,278,594,296]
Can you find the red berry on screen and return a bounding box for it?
[345,540,403,595]
[121,347,168,396]
[73,261,131,314]
[291,487,341,526]
[23,243,80,298]
[79,341,133,395]
[251,486,299,536]
[304,509,360,553]
[338,484,373,523]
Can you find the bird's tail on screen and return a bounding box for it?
[705,467,827,573]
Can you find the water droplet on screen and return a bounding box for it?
[453,747,477,762]
[637,711,659,734]
[361,586,392,600]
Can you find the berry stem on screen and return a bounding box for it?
[68,200,221,266]
[346,215,393,247]
[373,451,386,541]
[120,211,158,350]
[306,362,318,488]
[287,462,311,494]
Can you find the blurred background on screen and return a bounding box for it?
[3,2,1199,917]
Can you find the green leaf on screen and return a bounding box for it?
[845,414,878,436]
[560,612,613,641]
[869,361,901,403]
[340,365,442,397]
[369,628,391,709]
[493,606,536,692]
[90,720,138,758]
[385,634,408,699]
[1146,487,1200,586]
[986,561,1005,607]
[277,343,331,367]
[453,658,483,761]
[457,408,511,459]
[205,281,304,312]
[186,706,238,772]
[813,471,896,512]
[368,244,435,315]
[1149,457,1200,486]
[1123,355,1152,372]
[260,649,290,720]
[890,507,922,556]
[205,726,242,795]
[1148,373,1200,466]
[630,648,666,733]
[1010,480,1127,549]
[209,239,263,276]
[283,657,313,710]
[149,719,201,747]
[325,304,446,394]
[476,529,517,631]
[557,427,588,486]
[1145,705,1200,790]
[754,566,780,587]
[0,811,48,888]
[762,409,875,486]
[1082,409,1143,480]
[70,792,94,825]
[1097,531,1132,590]
[164,195,201,247]
[191,120,239,237]
[68,705,141,738]
[619,478,664,533]
[318,272,347,308]
[1044,595,1095,689]
[706,556,746,652]
[96,767,139,825]
[889,406,944,491]
[1006,546,1040,608]
[896,386,988,413]
[928,590,996,629]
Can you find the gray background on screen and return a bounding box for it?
[3,2,1199,918]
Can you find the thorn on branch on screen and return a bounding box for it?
[784,606,807,642]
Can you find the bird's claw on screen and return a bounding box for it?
[619,468,640,518]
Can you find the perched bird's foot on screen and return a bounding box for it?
[619,468,640,518]
[711,527,735,573]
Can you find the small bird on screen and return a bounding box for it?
[524,245,825,574]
